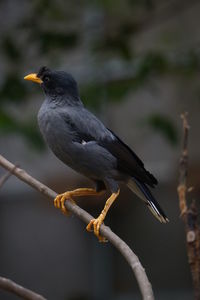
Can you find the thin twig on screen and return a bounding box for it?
[0,276,46,300]
[0,164,19,188]
[177,112,200,300]
[0,154,154,300]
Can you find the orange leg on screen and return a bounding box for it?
[54,188,105,215]
[86,189,120,242]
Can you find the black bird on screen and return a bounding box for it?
[24,67,168,242]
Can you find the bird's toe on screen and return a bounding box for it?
[54,192,75,215]
[86,219,95,232]
[54,195,61,209]
[86,218,107,242]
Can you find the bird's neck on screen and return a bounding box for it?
[45,93,84,108]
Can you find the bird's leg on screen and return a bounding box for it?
[54,188,105,215]
[86,189,120,242]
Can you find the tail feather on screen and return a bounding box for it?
[127,178,169,223]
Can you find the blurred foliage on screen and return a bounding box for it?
[2,36,21,62]
[0,73,28,103]
[145,114,178,146]
[0,110,44,150]
[39,31,78,53]
[0,0,199,149]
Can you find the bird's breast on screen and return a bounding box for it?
[38,105,74,163]
[37,103,119,181]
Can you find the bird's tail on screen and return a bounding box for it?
[127,178,169,223]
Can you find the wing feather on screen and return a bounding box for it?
[100,130,158,187]
[63,109,157,187]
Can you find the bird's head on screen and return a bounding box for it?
[24,66,79,99]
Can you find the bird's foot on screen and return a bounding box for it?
[86,216,107,243]
[54,192,76,215]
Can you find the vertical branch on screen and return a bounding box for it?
[177,112,200,300]
[177,113,189,220]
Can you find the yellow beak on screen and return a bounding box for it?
[24,73,43,84]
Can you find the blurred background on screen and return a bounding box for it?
[0,0,200,299]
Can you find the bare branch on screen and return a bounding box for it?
[0,276,46,300]
[0,164,18,188]
[177,112,200,300]
[0,154,154,300]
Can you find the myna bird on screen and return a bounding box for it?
[24,67,169,242]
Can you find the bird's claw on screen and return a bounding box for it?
[86,217,107,243]
[54,192,75,215]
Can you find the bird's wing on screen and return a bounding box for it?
[62,108,113,142]
[62,108,157,187]
[101,129,158,187]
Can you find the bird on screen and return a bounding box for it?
[24,66,169,242]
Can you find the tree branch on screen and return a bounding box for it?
[0,153,154,300]
[0,164,18,188]
[0,276,46,300]
[177,112,200,300]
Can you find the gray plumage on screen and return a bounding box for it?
[36,66,168,223]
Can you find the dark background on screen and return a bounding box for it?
[0,0,200,299]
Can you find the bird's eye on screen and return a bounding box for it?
[44,76,50,82]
